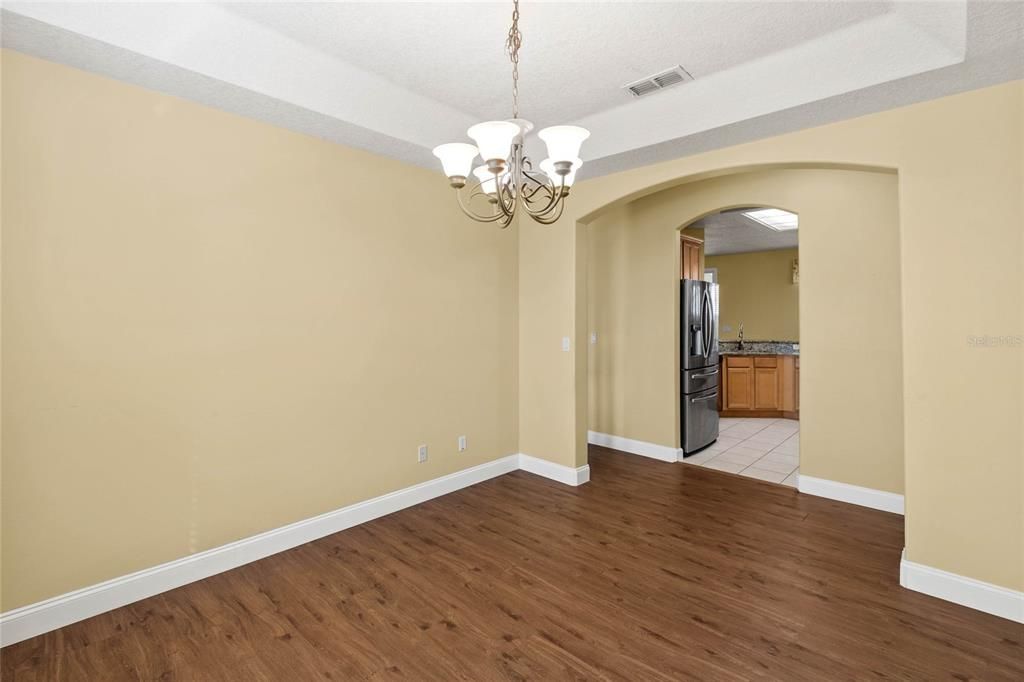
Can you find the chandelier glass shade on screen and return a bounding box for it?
[466,121,521,164]
[431,0,589,228]
[432,143,479,181]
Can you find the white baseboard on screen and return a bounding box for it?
[518,453,591,486]
[797,474,905,514]
[587,430,680,463]
[900,549,1024,623]
[2,454,534,647]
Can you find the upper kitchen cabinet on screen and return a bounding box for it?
[680,234,703,280]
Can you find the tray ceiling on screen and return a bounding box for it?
[3,2,1021,180]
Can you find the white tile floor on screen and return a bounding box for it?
[683,417,800,487]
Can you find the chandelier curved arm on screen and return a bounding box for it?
[521,167,559,197]
[520,172,567,218]
[494,174,517,220]
[525,195,567,225]
[519,169,555,204]
[455,182,511,225]
[492,143,527,220]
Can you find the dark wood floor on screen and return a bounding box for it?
[3,446,1022,680]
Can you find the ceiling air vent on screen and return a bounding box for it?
[624,66,693,98]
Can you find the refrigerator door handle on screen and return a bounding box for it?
[702,289,713,358]
[698,289,706,356]
[692,368,719,378]
[706,288,716,359]
[691,392,718,402]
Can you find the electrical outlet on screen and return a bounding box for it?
[417,444,428,463]
[561,336,571,352]
[590,332,598,345]
[458,435,467,452]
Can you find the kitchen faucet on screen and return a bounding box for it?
[738,323,744,351]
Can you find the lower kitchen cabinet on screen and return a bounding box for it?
[753,356,781,410]
[795,358,800,411]
[723,357,753,410]
[721,354,798,419]
[781,356,797,412]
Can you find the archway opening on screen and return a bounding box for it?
[583,165,904,505]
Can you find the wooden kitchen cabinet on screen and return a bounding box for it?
[721,354,798,419]
[723,356,754,410]
[781,356,796,412]
[680,235,703,280]
[753,357,781,410]
[794,357,800,412]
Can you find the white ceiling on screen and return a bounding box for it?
[222,1,892,124]
[3,2,1022,179]
[691,210,799,256]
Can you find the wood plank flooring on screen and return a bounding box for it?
[3,446,1022,680]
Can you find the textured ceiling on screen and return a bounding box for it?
[222,1,891,123]
[691,211,799,256]
[2,2,1021,180]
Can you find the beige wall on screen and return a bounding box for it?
[522,81,1023,591]
[587,169,904,499]
[705,248,800,342]
[0,51,519,610]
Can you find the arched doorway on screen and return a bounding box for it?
[583,165,904,502]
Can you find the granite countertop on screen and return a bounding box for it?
[719,341,799,356]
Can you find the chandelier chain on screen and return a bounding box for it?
[505,0,522,118]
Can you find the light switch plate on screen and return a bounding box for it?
[561,337,571,352]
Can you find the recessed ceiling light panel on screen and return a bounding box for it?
[743,208,798,231]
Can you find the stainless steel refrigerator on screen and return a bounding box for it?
[681,279,719,455]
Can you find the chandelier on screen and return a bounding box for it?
[431,0,590,228]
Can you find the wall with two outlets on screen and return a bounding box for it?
[1,50,519,611]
